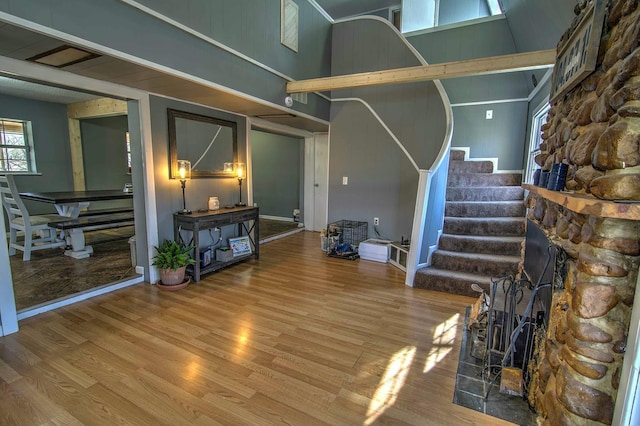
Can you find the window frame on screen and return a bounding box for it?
[525,99,551,184]
[0,118,36,174]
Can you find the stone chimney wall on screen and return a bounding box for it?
[527,0,640,424]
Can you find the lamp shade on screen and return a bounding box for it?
[224,162,245,179]
[177,160,191,180]
[235,163,245,179]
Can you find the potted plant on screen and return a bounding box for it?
[152,240,195,290]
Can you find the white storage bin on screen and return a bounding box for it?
[359,239,391,263]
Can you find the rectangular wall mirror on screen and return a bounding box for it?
[168,108,237,178]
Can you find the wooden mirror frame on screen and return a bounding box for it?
[168,108,238,179]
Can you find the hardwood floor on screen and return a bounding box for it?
[0,231,513,425]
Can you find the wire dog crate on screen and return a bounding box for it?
[327,220,368,247]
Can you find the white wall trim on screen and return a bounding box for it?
[332,16,454,287]
[0,201,18,336]
[0,11,330,129]
[451,98,528,107]
[306,0,334,22]
[406,169,431,286]
[260,227,305,244]
[120,0,331,102]
[333,97,420,172]
[0,54,158,333]
[16,277,143,321]
[403,14,506,37]
[260,215,295,222]
[248,117,320,232]
[450,147,525,173]
[528,69,553,102]
[249,117,315,138]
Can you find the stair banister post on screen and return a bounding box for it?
[406,169,432,286]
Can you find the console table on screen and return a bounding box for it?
[173,206,259,282]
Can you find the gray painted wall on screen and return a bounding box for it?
[149,95,248,246]
[452,102,528,170]
[408,17,529,170]
[0,0,331,122]
[0,94,72,215]
[251,130,303,219]
[330,18,449,240]
[438,0,490,26]
[81,115,133,211]
[500,0,576,93]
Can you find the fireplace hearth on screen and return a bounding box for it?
[454,221,564,424]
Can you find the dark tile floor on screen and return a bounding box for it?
[453,307,537,426]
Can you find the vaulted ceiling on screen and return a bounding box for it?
[0,0,578,131]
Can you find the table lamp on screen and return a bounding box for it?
[224,162,246,207]
[177,159,191,214]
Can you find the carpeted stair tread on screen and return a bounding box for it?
[444,217,525,236]
[445,200,525,217]
[447,172,522,187]
[438,234,523,255]
[450,150,466,161]
[414,267,492,297]
[446,186,524,201]
[431,250,520,277]
[449,160,494,173]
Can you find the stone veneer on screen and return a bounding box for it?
[527,0,640,424]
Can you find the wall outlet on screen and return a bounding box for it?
[342,176,348,185]
[374,217,380,226]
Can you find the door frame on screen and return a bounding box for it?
[248,118,327,231]
[0,55,158,335]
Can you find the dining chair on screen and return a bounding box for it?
[0,175,65,261]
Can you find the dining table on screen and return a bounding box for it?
[20,190,134,259]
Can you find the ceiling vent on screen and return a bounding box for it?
[27,45,100,68]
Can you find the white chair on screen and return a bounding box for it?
[0,175,65,261]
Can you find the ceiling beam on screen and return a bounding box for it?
[286,49,556,93]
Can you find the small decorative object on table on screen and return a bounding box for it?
[229,236,252,257]
[216,247,234,262]
[200,247,212,267]
[152,240,195,290]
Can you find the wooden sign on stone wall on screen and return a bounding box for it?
[550,0,607,103]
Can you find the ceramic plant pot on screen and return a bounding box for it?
[158,266,187,286]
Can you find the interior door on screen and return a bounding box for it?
[313,134,328,232]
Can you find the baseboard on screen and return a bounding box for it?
[426,244,438,265]
[260,227,305,244]
[260,215,294,222]
[16,275,143,321]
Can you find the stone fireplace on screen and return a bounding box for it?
[524,0,640,424]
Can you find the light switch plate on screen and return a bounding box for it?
[342,176,348,185]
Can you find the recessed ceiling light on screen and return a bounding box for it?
[27,45,100,68]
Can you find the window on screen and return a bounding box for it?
[525,101,551,184]
[0,118,35,173]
